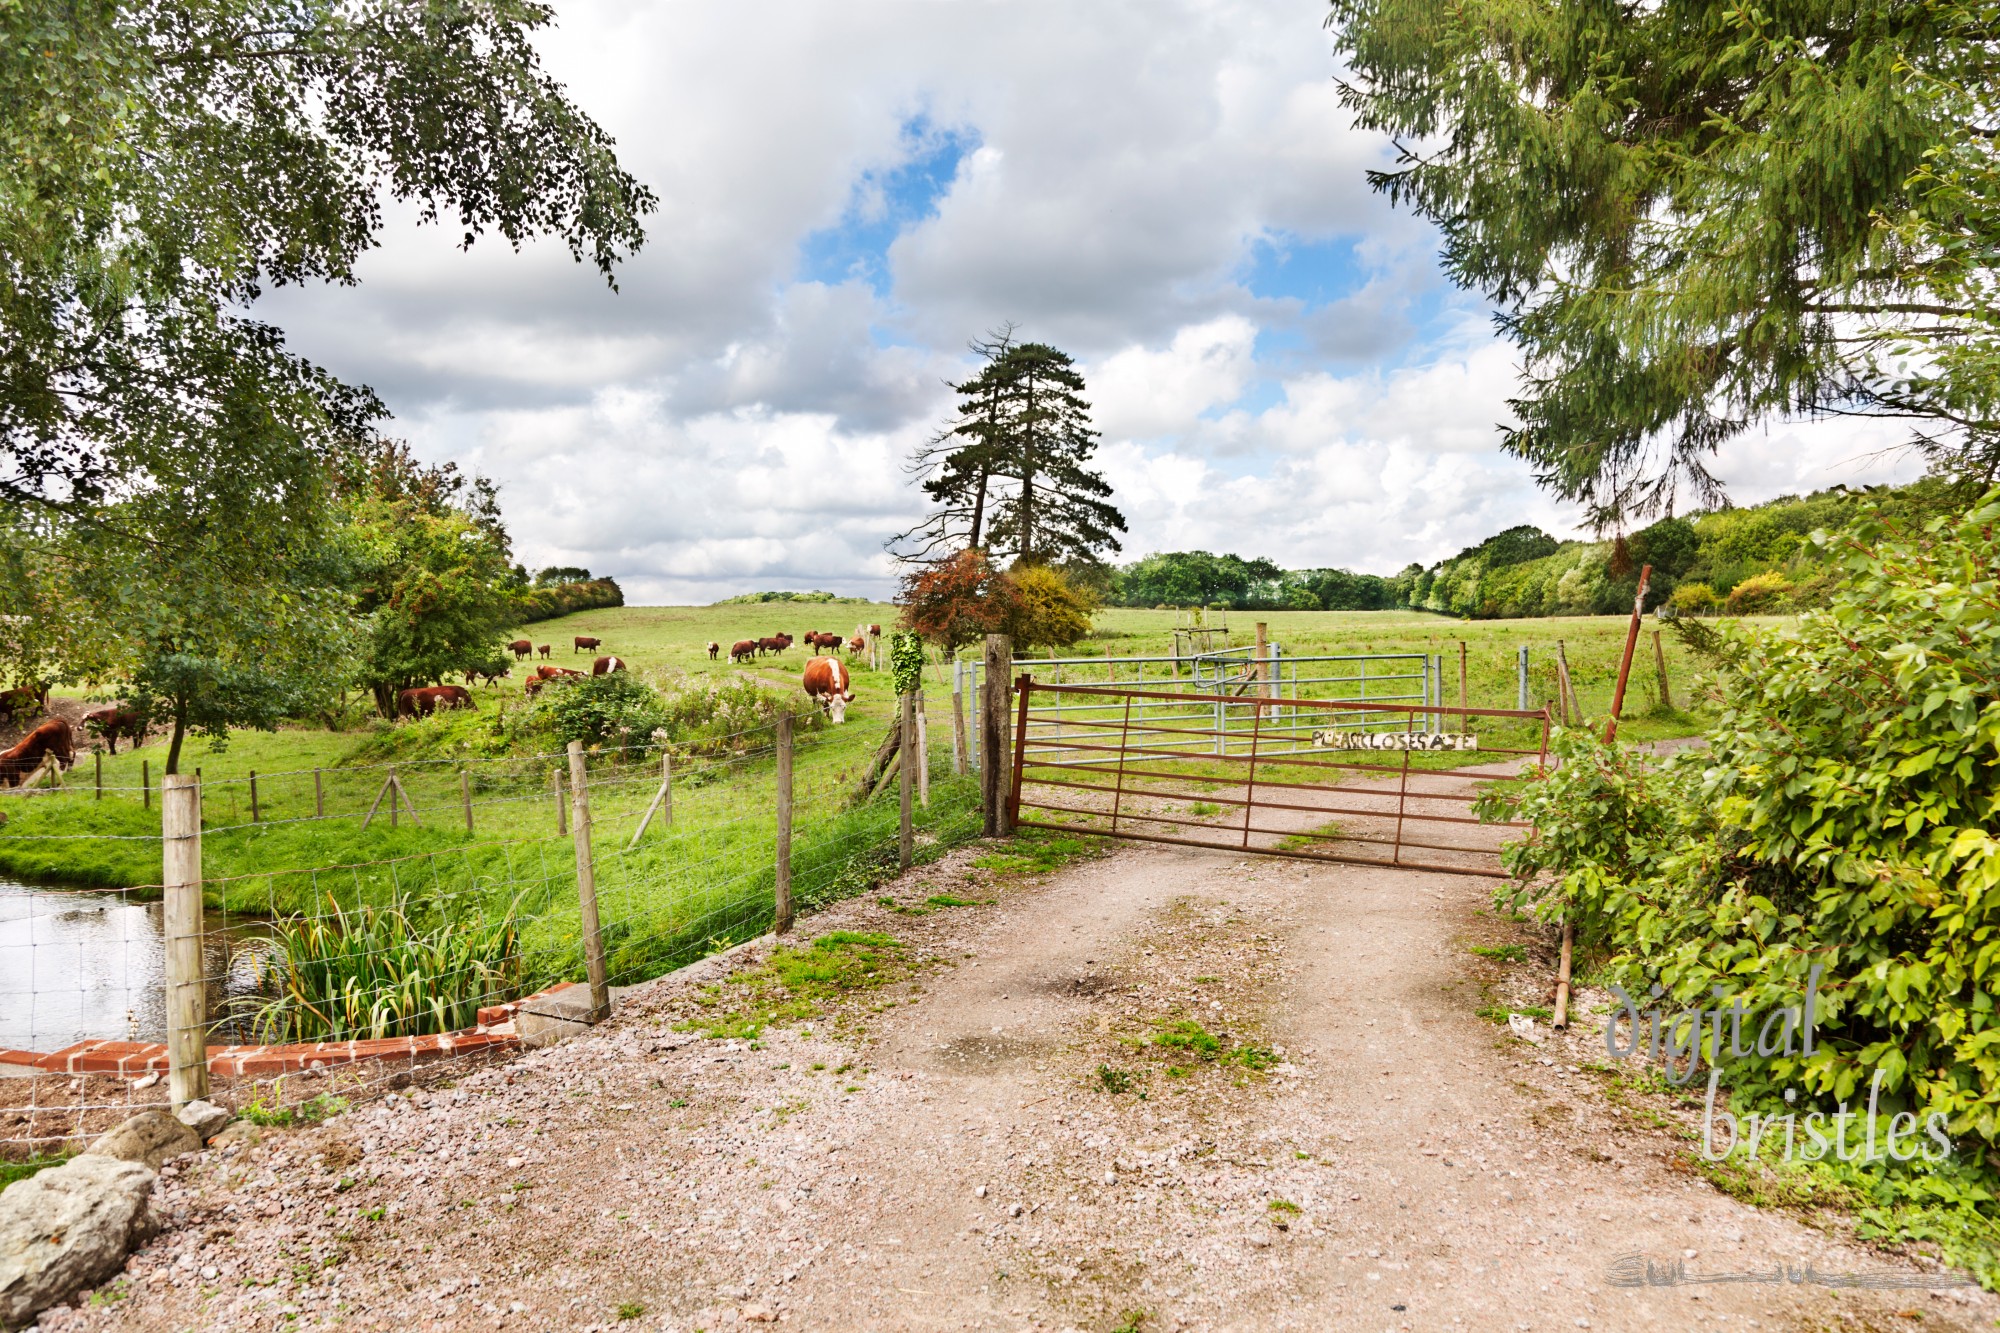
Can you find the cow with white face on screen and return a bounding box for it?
[802,656,855,723]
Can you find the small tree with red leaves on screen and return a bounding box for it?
[896,550,1021,658]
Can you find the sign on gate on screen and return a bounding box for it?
[1312,730,1479,752]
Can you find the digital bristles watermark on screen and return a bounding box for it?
[1604,964,1955,1165]
[1607,1254,1978,1290]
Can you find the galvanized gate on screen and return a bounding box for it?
[1006,677,1551,878]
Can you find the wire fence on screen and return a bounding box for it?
[0,698,980,1154]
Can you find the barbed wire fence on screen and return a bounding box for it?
[1,686,991,1157]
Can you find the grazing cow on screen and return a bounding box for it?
[593,655,625,676]
[434,685,476,710]
[509,639,534,660]
[707,641,721,660]
[0,682,49,726]
[574,636,601,654]
[759,633,795,656]
[396,687,438,718]
[847,635,866,657]
[465,667,511,688]
[867,623,882,637]
[524,676,546,697]
[537,644,552,660]
[730,639,758,664]
[0,718,74,787]
[82,705,148,753]
[810,631,843,652]
[802,656,855,724]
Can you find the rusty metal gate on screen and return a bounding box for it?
[1005,677,1552,878]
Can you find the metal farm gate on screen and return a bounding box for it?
[1005,678,1553,878]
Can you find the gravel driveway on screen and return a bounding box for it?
[34,838,1997,1332]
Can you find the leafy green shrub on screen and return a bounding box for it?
[1477,491,2000,1147]
[540,671,672,748]
[1671,581,1718,613]
[1723,569,1792,613]
[516,577,622,623]
[235,894,524,1041]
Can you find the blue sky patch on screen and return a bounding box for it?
[1239,231,1368,309]
[798,114,979,296]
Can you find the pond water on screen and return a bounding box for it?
[0,881,274,1058]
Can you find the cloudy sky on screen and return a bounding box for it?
[257,0,1924,604]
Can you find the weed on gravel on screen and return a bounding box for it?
[680,930,913,1039]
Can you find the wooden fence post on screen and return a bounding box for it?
[142,759,150,811]
[981,634,1013,836]
[899,692,915,871]
[1459,641,1469,712]
[163,774,208,1107]
[461,770,474,833]
[951,659,968,776]
[775,716,794,934]
[94,751,102,801]
[1653,629,1673,710]
[313,767,323,818]
[388,765,398,828]
[248,770,259,823]
[567,741,610,1022]
[916,690,930,810]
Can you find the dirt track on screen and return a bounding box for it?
[37,839,1997,1332]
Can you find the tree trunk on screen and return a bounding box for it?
[164,705,188,776]
[968,464,989,550]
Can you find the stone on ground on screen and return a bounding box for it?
[83,1112,201,1170]
[0,1155,156,1330]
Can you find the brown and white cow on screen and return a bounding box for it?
[593,655,625,676]
[802,656,855,724]
[509,639,534,660]
[707,641,721,660]
[0,718,74,787]
[82,705,148,753]
[0,682,49,725]
[846,635,866,657]
[730,639,758,664]
[574,636,601,654]
[805,631,842,653]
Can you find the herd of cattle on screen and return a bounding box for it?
[0,623,880,787]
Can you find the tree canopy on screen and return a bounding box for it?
[2,0,654,520]
[1326,0,2000,522]
[894,335,1127,569]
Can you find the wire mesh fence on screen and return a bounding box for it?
[0,697,981,1154]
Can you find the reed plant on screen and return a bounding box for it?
[234,892,524,1042]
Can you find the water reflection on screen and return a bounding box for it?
[0,882,274,1054]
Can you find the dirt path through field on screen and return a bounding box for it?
[46,840,1995,1333]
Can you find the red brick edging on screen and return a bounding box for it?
[0,984,569,1079]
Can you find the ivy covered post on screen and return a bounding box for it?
[891,634,925,871]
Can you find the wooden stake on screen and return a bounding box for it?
[1459,641,1469,713]
[775,716,795,933]
[162,774,208,1107]
[360,774,393,830]
[388,765,398,828]
[313,767,323,818]
[1652,629,1673,710]
[461,770,474,833]
[568,741,610,1022]
[142,759,151,811]
[1555,642,1581,727]
[94,751,102,801]
[248,770,259,823]
[1553,919,1575,1030]
[899,692,915,871]
[981,634,1013,836]
[629,753,675,849]
[1604,565,1653,742]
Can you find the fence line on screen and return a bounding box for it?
[1,695,985,1151]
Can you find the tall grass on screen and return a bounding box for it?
[233,893,524,1042]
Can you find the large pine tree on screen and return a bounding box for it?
[891,336,1127,568]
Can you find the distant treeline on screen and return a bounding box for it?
[714,590,870,605]
[1409,481,1964,618]
[518,577,623,623]
[1107,551,1399,611]
[1108,481,1967,618]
